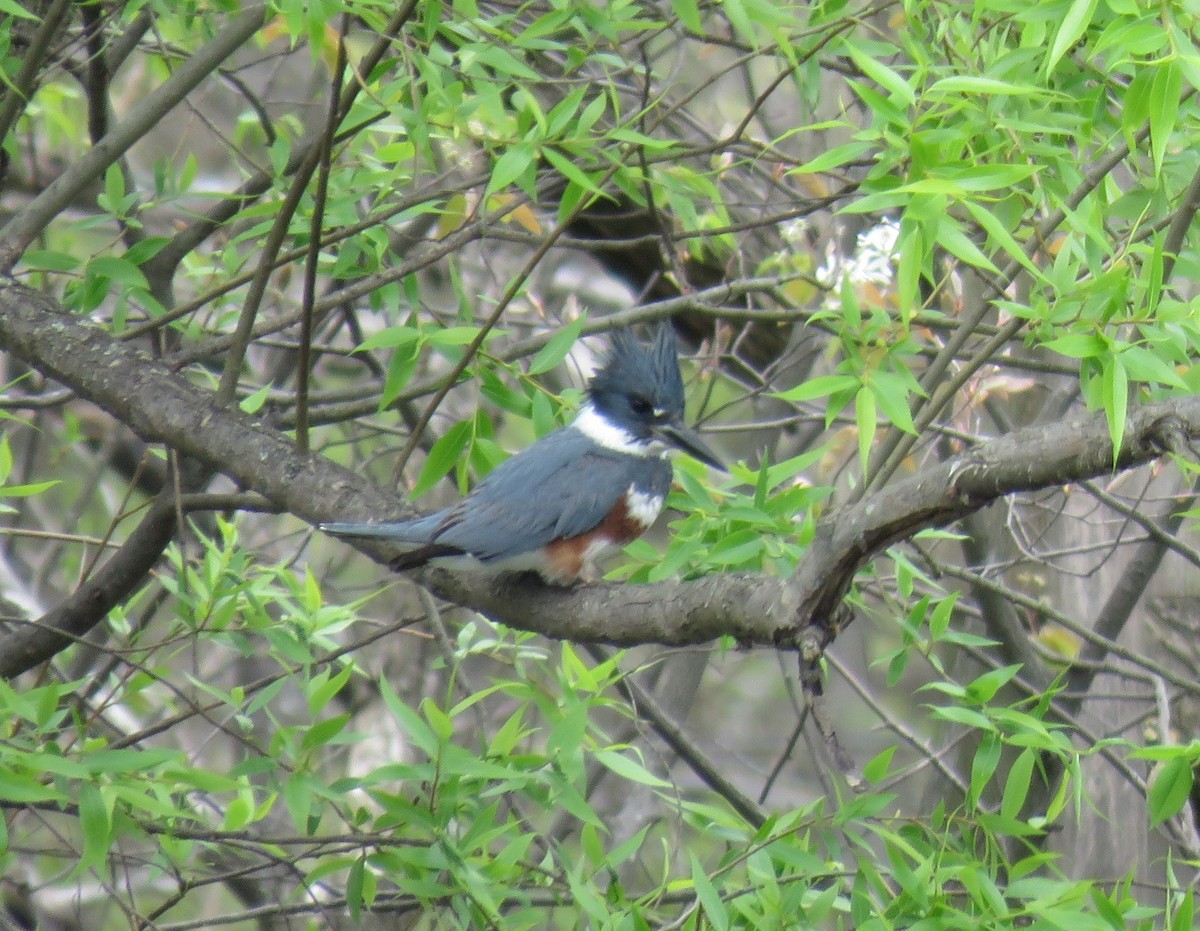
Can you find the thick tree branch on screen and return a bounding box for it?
[423,569,796,647]
[0,280,1196,672]
[785,403,1192,633]
[0,282,398,529]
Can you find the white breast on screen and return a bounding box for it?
[625,485,665,527]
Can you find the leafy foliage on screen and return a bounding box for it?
[2,0,1200,927]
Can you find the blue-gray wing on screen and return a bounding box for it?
[432,428,669,563]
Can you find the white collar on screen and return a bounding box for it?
[573,403,655,457]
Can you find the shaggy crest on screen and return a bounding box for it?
[587,325,685,417]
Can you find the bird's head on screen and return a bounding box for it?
[586,325,726,471]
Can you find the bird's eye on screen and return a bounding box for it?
[629,395,652,415]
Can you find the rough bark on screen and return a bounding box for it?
[1,279,1197,678]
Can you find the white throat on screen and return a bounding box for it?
[574,404,655,457]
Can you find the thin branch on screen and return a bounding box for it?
[0,483,186,678]
[0,5,269,270]
[859,116,1161,499]
[295,19,349,453]
[588,644,768,827]
[1062,487,1198,714]
[0,0,72,164]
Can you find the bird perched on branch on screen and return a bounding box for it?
[320,324,725,583]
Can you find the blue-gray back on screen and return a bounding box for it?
[426,426,672,562]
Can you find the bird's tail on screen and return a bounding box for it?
[318,522,463,573]
[389,544,464,572]
[318,521,428,542]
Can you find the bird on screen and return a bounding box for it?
[319,324,725,584]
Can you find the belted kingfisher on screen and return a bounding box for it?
[320,324,725,583]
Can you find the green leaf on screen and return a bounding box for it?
[22,249,79,272]
[690,851,730,931]
[0,0,37,19]
[85,748,181,773]
[723,0,757,48]
[608,823,652,867]
[1144,233,1164,316]
[927,76,1046,96]
[421,698,454,743]
[122,236,169,267]
[427,326,488,348]
[940,164,1039,192]
[753,447,772,509]
[1120,345,1187,390]
[306,664,353,716]
[1102,353,1128,462]
[574,93,607,139]
[790,141,874,176]
[530,389,557,436]
[283,772,314,832]
[0,766,62,802]
[855,386,876,477]
[1148,755,1194,826]
[966,664,1021,703]
[87,256,149,289]
[703,529,765,566]
[346,855,366,922]
[473,44,541,81]
[862,745,897,784]
[1045,0,1100,75]
[1148,61,1182,175]
[103,163,126,213]
[380,340,420,410]
[868,372,916,434]
[970,732,1002,804]
[671,0,703,31]
[487,708,529,758]
[528,315,585,374]
[355,325,420,352]
[764,446,826,490]
[925,595,954,642]
[886,649,908,687]
[1042,332,1107,359]
[379,677,439,758]
[936,216,998,273]
[1170,888,1194,931]
[594,749,672,787]
[774,373,859,403]
[545,86,586,137]
[836,791,896,823]
[931,704,994,730]
[1001,749,1036,821]
[1044,766,1075,825]
[846,43,915,106]
[0,479,59,498]
[542,146,605,197]
[239,384,271,415]
[488,142,537,195]
[1122,66,1154,137]
[962,200,1046,282]
[410,419,474,498]
[77,782,111,875]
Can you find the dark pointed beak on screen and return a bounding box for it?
[656,420,727,472]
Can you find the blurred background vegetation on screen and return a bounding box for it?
[3,0,1200,927]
